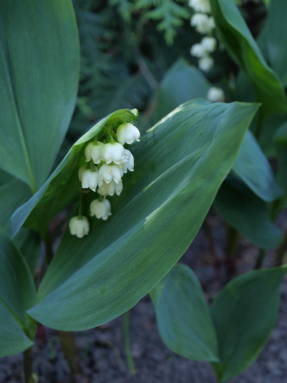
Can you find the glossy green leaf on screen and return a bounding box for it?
[211,0,287,114]
[11,109,137,236]
[0,0,79,190]
[26,100,258,331]
[152,264,218,362]
[0,233,36,357]
[211,266,287,382]
[260,0,287,86]
[215,182,283,249]
[233,131,281,201]
[149,59,210,125]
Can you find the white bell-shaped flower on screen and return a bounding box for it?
[207,87,225,102]
[201,36,217,52]
[120,149,134,174]
[116,123,141,145]
[191,14,215,34]
[69,216,89,238]
[78,167,99,192]
[102,142,125,164]
[190,43,206,58]
[98,164,123,186]
[199,56,214,72]
[98,179,123,197]
[189,0,211,13]
[85,142,104,164]
[90,198,112,220]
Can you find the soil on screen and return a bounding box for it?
[1,217,287,383]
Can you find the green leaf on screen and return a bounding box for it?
[233,131,281,201]
[0,233,36,357]
[25,100,258,331]
[211,0,287,114]
[215,182,283,249]
[0,172,31,233]
[11,109,137,236]
[152,264,219,362]
[0,0,79,190]
[149,59,210,125]
[211,266,287,382]
[260,0,287,86]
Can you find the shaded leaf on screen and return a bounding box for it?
[152,264,218,362]
[0,0,79,190]
[215,182,283,249]
[211,0,287,114]
[0,233,36,357]
[211,266,287,382]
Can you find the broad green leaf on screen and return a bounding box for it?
[211,0,287,114]
[0,0,79,190]
[260,0,287,86]
[149,59,210,125]
[26,100,258,331]
[274,121,287,208]
[0,173,31,233]
[211,266,287,382]
[152,264,218,362]
[215,182,283,249]
[233,131,281,201]
[147,61,276,201]
[11,109,137,236]
[0,233,36,357]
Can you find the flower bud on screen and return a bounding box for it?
[78,167,99,192]
[102,143,125,164]
[69,216,89,238]
[190,43,205,58]
[98,179,123,197]
[116,123,141,145]
[201,37,216,53]
[207,87,225,102]
[90,198,112,220]
[191,14,215,34]
[199,56,214,72]
[85,142,104,164]
[189,0,211,13]
[98,164,123,186]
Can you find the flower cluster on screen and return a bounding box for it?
[189,0,217,72]
[69,119,140,238]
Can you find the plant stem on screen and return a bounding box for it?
[58,331,80,382]
[254,249,266,269]
[23,348,34,383]
[224,225,240,281]
[122,311,136,374]
[275,233,287,266]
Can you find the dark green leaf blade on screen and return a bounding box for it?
[152,264,219,362]
[149,59,210,125]
[211,0,287,114]
[0,233,36,356]
[0,0,79,190]
[26,100,259,331]
[211,266,287,382]
[215,182,283,249]
[233,131,281,202]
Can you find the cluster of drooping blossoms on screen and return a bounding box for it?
[69,119,140,238]
[189,0,217,72]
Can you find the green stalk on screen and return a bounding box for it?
[122,311,136,374]
[23,348,35,383]
[58,331,80,382]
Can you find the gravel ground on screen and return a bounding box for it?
[1,221,287,383]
